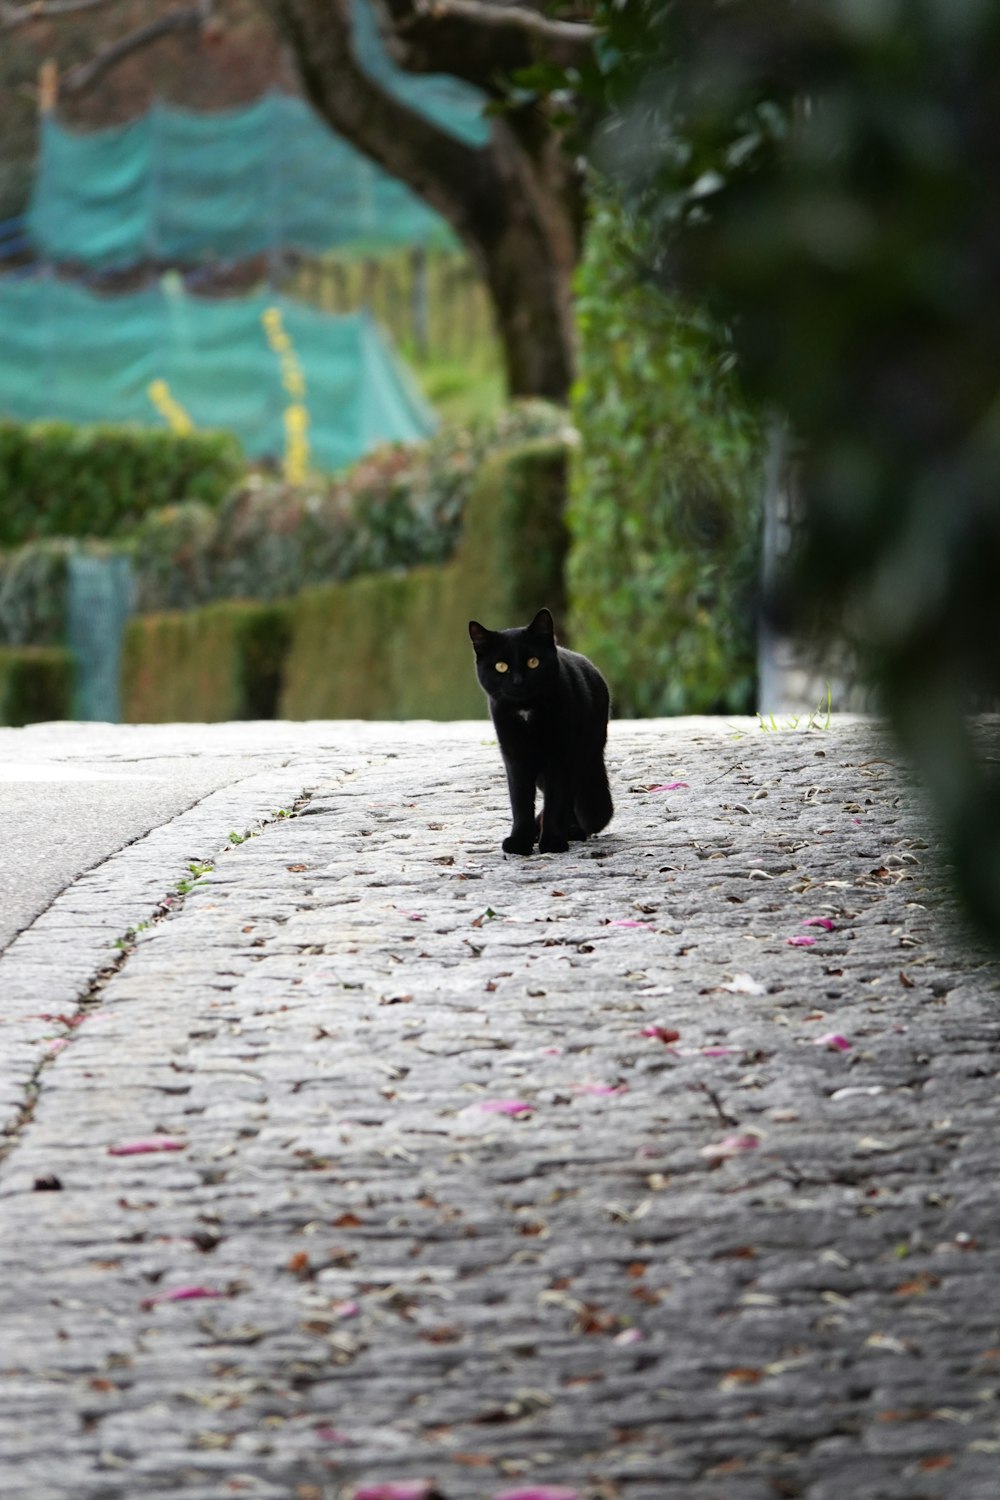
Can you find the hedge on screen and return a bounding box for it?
[567,195,763,716]
[121,438,569,722]
[279,439,569,719]
[0,646,74,726]
[0,422,242,548]
[122,600,291,723]
[129,401,567,614]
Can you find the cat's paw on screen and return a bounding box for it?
[503,831,535,855]
[538,831,570,854]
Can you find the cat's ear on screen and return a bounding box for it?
[468,620,491,650]
[528,607,555,641]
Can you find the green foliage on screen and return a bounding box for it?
[126,438,569,723]
[281,438,569,720]
[595,2,1000,939]
[0,645,74,726]
[121,600,291,724]
[0,421,242,548]
[567,194,762,716]
[131,402,568,614]
[0,540,73,646]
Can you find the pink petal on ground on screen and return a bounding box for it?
[802,917,836,931]
[699,1133,761,1161]
[613,1327,645,1346]
[108,1137,186,1156]
[494,1489,582,1500]
[700,1046,738,1057]
[786,935,816,947]
[46,1038,69,1054]
[542,1046,563,1055]
[608,919,653,929]
[648,781,689,792]
[478,1099,534,1116]
[571,1082,627,1096]
[333,1299,360,1318]
[640,1025,681,1043]
[354,1484,437,1500]
[315,1425,350,1442]
[814,1032,852,1051]
[140,1284,221,1309]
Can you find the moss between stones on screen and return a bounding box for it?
[0,645,74,726]
[120,437,568,723]
[121,601,291,723]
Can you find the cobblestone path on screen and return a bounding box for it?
[0,719,998,1500]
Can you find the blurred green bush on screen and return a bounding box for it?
[122,600,292,723]
[0,645,74,725]
[123,437,570,723]
[0,421,242,547]
[567,195,763,716]
[129,401,569,613]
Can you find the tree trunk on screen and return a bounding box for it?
[260,0,586,402]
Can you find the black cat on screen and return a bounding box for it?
[469,607,613,854]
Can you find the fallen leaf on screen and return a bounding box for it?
[353,1484,439,1500]
[494,1489,581,1500]
[720,973,766,996]
[813,1032,852,1051]
[108,1137,186,1156]
[640,1025,681,1043]
[719,1367,763,1388]
[140,1284,222,1310]
[699,1133,761,1162]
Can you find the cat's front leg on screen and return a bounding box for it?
[502,756,537,855]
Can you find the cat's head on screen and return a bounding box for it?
[468,608,558,702]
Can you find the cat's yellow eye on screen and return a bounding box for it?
[495,661,509,673]
[527,657,540,669]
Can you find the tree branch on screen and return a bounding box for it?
[0,0,122,37]
[261,0,500,244]
[380,0,597,88]
[61,1,210,97]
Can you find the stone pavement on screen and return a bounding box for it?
[0,717,998,1500]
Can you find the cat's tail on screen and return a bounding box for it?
[575,763,614,834]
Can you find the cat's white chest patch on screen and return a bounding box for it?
[517,708,533,723]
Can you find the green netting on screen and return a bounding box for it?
[0,277,437,472]
[27,1,489,268]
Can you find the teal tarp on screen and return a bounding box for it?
[28,1,489,268]
[0,277,437,472]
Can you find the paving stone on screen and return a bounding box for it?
[0,718,998,1499]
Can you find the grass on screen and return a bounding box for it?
[405,344,506,428]
[732,685,834,737]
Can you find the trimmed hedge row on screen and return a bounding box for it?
[122,601,291,723]
[0,422,242,548]
[121,439,569,723]
[0,646,74,726]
